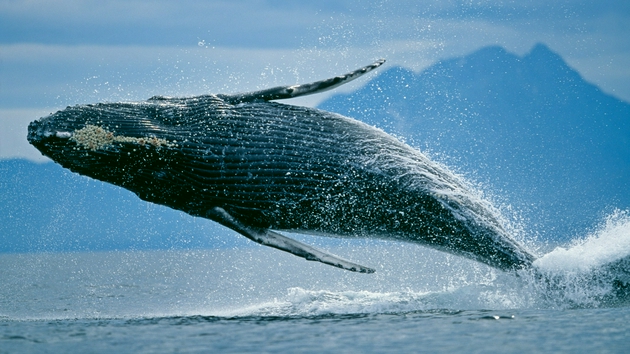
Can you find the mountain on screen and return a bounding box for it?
[0,159,247,253]
[319,44,630,240]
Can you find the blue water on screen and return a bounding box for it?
[2,211,630,353]
[3,309,629,353]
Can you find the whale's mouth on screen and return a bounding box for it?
[34,129,73,139]
[31,129,72,139]
[27,118,70,144]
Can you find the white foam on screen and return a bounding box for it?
[534,210,630,272]
[55,131,72,139]
[216,288,432,317]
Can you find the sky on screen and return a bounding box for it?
[1,0,629,161]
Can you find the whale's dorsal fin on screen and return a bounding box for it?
[221,59,385,104]
[207,207,375,273]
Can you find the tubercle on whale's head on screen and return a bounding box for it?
[69,124,175,151]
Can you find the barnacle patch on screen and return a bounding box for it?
[71,124,174,151]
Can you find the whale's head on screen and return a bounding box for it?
[27,100,190,188]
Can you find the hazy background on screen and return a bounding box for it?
[2,0,629,161]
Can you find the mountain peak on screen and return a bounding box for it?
[526,43,564,63]
[523,43,572,71]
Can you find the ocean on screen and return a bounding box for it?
[2,212,630,353]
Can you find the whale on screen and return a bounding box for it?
[27,60,535,273]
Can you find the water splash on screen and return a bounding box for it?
[523,210,630,308]
[535,210,630,272]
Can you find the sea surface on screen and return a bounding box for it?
[2,211,630,353]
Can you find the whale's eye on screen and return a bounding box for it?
[55,131,72,139]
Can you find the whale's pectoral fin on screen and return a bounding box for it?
[221,59,385,104]
[207,207,375,273]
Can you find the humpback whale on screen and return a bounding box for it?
[28,60,535,273]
